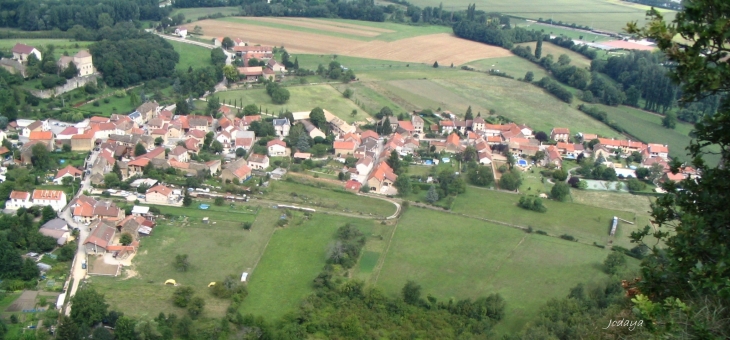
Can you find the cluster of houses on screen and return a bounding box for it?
[430,113,693,181]
[0,43,95,78]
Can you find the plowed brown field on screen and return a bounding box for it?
[196,19,512,65]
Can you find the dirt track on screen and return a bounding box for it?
[196,20,512,65]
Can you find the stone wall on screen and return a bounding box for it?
[30,74,99,99]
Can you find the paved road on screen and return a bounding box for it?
[154,33,234,65]
[64,149,98,315]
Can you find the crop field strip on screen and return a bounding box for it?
[195,19,512,65]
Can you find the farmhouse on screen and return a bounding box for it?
[12,43,42,63]
[220,159,252,183]
[273,118,291,137]
[146,185,174,204]
[57,50,95,76]
[334,141,356,156]
[267,139,288,156]
[248,153,270,170]
[84,220,116,253]
[6,189,67,212]
[550,127,570,142]
[40,218,70,246]
[175,26,188,38]
[367,162,398,194]
[53,165,83,184]
[238,66,263,82]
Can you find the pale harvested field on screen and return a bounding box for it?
[243,17,384,37]
[196,20,512,65]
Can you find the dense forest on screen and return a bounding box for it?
[0,0,170,31]
[89,33,179,87]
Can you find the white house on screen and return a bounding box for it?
[247,154,270,170]
[273,118,290,137]
[7,189,67,212]
[175,26,188,38]
[12,43,42,62]
[355,156,373,175]
[267,139,287,157]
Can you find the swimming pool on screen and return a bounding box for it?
[424,160,433,165]
[199,204,210,210]
[517,159,528,167]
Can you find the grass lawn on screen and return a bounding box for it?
[0,39,93,55]
[376,208,635,334]
[406,0,674,33]
[263,180,396,218]
[78,91,138,116]
[171,6,241,19]
[331,82,408,117]
[516,41,594,69]
[452,188,641,248]
[466,56,551,80]
[89,208,279,318]
[239,214,379,319]
[168,40,214,71]
[517,21,613,42]
[518,168,552,196]
[215,84,371,123]
[373,76,621,136]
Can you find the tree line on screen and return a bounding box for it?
[0,0,170,31]
[239,0,386,23]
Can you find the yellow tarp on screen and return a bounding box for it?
[208,282,216,287]
[165,279,176,285]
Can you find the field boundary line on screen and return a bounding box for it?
[249,210,277,275]
[371,220,400,285]
[486,234,528,285]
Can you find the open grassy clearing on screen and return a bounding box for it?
[570,190,653,216]
[0,39,92,54]
[303,17,455,41]
[262,180,396,218]
[332,82,408,117]
[78,89,141,116]
[167,40,213,71]
[89,208,279,318]
[171,6,241,18]
[466,56,551,80]
[516,41,594,69]
[451,188,641,248]
[373,76,621,136]
[515,21,613,42]
[376,208,636,334]
[240,214,380,320]
[407,0,675,32]
[215,85,371,123]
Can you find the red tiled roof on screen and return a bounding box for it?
[360,130,379,140]
[552,127,570,135]
[90,116,109,123]
[236,138,254,148]
[248,153,268,164]
[344,180,362,192]
[55,165,83,179]
[648,143,669,153]
[446,133,460,146]
[58,127,78,135]
[32,189,64,201]
[398,121,415,131]
[9,190,30,200]
[169,159,189,169]
[267,139,286,148]
[334,141,356,150]
[127,158,150,167]
[147,185,172,196]
[29,131,52,140]
[232,164,252,179]
[12,43,36,54]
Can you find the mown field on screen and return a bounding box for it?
[167,40,213,71]
[262,180,397,218]
[407,0,675,33]
[215,85,371,123]
[451,188,645,248]
[0,39,92,56]
[171,6,241,19]
[376,208,638,334]
[515,21,613,42]
[239,214,382,319]
[90,208,279,318]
